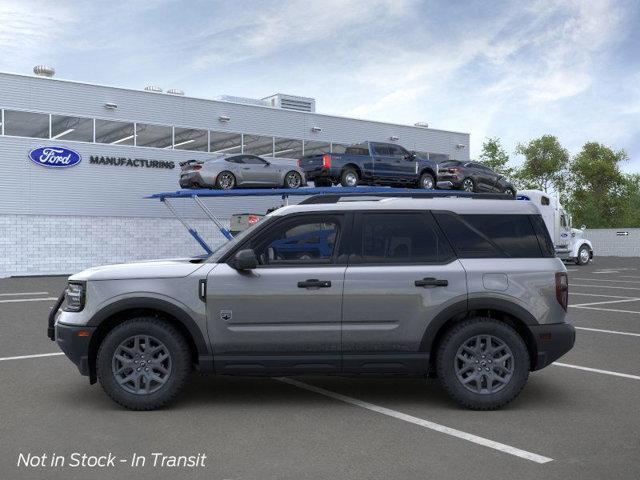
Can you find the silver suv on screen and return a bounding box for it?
[49,194,575,411]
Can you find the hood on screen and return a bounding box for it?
[69,257,208,281]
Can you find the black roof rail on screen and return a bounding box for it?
[299,191,514,205]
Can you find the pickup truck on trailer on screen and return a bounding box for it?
[298,142,439,189]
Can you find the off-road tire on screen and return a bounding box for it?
[436,317,529,410]
[97,317,191,411]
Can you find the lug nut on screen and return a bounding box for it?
[485,368,490,371]
[145,368,149,372]
[136,367,141,372]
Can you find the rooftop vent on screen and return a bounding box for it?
[33,65,55,78]
[144,85,163,93]
[414,122,429,128]
[217,95,270,107]
[167,88,185,96]
[262,93,316,113]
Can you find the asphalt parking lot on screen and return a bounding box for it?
[1,257,639,480]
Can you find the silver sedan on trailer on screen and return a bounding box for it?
[179,154,307,189]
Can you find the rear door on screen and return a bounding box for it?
[341,211,467,374]
[207,213,349,374]
[370,143,394,181]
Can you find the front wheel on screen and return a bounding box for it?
[418,172,435,189]
[96,318,191,410]
[576,245,591,265]
[284,171,303,189]
[436,318,530,410]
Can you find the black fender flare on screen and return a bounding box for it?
[419,297,539,353]
[87,297,212,368]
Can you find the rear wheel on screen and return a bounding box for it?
[503,187,515,197]
[284,171,303,189]
[576,245,591,265]
[436,318,529,410]
[96,317,191,410]
[462,178,475,192]
[215,171,236,190]
[418,172,435,189]
[340,168,359,187]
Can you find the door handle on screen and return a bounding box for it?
[415,278,448,287]
[242,167,251,170]
[298,279,332,288]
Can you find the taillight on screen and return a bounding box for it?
[247,215,259,225]
[192,165,202,170]
[322,154,331,169]
[450,167,460,173]
[297,159,301,167]
[555,272,568,311]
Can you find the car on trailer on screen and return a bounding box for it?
[49,187,574,411]
[298,141,440,189]
[437,160,516,196]
[179,154,306,190]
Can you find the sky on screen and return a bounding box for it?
[1,0,639,171]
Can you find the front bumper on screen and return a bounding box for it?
[55,322,96,376]
[530,322,576,370]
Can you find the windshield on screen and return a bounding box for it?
[207,216,276,262]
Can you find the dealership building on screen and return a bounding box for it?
[0,68,470,276]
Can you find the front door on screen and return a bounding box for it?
[207,213,349,374]
[240,155,279,185]
[341,211,467,374]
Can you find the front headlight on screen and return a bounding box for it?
[62,282,85,312]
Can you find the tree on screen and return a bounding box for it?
[619,174,640,228]
[566,142,628,228]
[515,135,569,193]
[479,137,514,176]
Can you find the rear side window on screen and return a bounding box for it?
[433,212,501,258]
[345,144,370,156]
[354,212,454,264]
[462,215,542,258]
[530,214,555,257]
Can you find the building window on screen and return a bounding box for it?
[303,140,331,156]
[173,127,208,151]
[3,110,49,139]
[210,131,242,154]
[243,134,274,156]
[95,119,135,145]
[50,115,94,142]
[273,137,303,159]
[135,123,173,148]
[331,143,349,154]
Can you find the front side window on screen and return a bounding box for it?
[250,217,340,265]
[372,144,390,156]
[356,212,453,264]
[242,155,268,165]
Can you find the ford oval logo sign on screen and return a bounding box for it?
[28,146,82,168]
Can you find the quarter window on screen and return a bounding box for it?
[356,212,453,264]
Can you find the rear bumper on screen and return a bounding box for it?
[179,172,209,188]
[55,322,96,376]
[304,167,335,181]
[437,175,464,188]
[530,322,576,370]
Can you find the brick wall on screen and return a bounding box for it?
[0,215,230,277]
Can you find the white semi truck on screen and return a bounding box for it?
[518,189,593,265]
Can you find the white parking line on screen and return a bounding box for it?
[571,298,640,307]
[553,363,640,380]
[570,292,637,299]
[0,297,58,304]
[277,377,553,464]
[0,352,64,362]
[572,278,640,284]
[575,326,640,337]
[571,305,640,314]
[571,284,640,291]
[0,291,49,297]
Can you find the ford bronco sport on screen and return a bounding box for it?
[49,192,574,410]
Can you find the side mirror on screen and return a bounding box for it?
[231,249,258,270]
[581,225,586,230]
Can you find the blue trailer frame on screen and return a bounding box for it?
[146,187,506,254]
